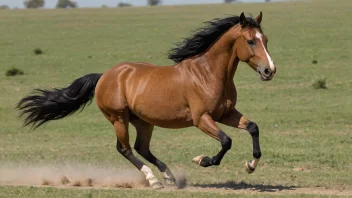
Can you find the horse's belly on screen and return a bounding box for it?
[132,106,194,128]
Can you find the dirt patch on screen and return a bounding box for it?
[0,164,147,188]
[0,164,351,196]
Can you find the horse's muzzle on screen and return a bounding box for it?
[257,66,275,81]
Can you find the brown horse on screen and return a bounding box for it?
[17,12,276,189]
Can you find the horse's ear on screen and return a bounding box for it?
[239,12,247,26]
[255,11,263,24]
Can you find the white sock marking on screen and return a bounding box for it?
[250,158,260,168]
[141,165,159,185]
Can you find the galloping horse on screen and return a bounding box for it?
[17,12,276,189]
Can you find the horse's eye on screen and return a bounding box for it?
[247,40,255,45]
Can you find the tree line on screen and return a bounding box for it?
[23,0,77,9]
[0,0,271,10]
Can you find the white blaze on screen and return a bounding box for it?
[255,31,275,71]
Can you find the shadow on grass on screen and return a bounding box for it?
[191,181,298,192]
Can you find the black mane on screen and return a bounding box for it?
[168,15,262,63]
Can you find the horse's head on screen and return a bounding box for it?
[234,12,276,81]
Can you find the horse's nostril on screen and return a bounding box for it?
[274,68,277,74]
[264,68,270,75]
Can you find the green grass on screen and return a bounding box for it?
[0,186,343,198]
[1,0,352,197]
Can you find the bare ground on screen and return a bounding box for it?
[0,164,148,188]
[0,164,351,196]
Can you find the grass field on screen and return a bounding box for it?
[1,0,352,197]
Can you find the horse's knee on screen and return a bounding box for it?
[246,121,259,137]
[219,130,232,150]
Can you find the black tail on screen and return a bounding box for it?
[17,73,103,129]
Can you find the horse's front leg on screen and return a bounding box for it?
[220,109,261,174]
[192,113,232,167]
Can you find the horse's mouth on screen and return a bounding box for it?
[259,73,273,81]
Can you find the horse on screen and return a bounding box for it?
[17,12,276,189]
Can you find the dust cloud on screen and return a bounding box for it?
[0,163,187,189]
[0,164,148,188]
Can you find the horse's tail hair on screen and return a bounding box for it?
[16,73,103,129]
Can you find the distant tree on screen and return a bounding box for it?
[265,0,270,2]
[148,0,161,6]
[101,5,108,8]
[0,5,10,9]
[56,0,77,8]
[118,2,133,7]
[24,0,45,9]
[224,0,236,3]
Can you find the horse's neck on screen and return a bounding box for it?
[200,30,240,85]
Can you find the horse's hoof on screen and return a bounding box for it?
[151,182,164,190]
[245,160,255,174]
[192,155,205,165]
[164,177,176,186]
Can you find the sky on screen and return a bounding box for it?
[0,0,272,8]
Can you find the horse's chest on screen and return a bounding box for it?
[195,83,236,120]
[209,98,235,121]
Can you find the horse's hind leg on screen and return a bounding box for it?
[130,117,176,186]
[111,112,163,189]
